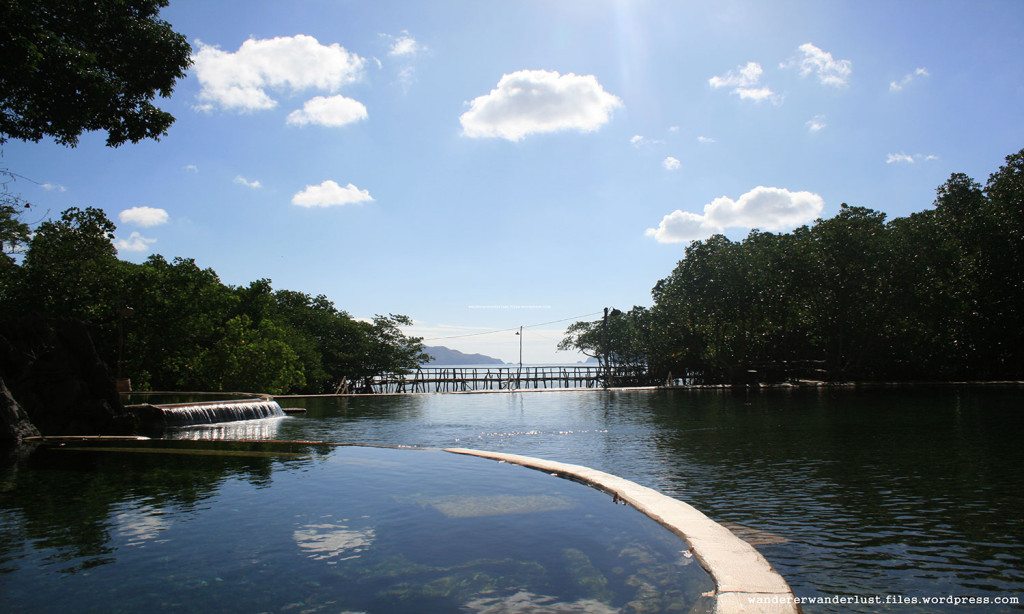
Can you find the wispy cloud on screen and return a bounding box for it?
[234,176,262,189]
[630,134,663,147]
[40,182,66,192]
[886,152,938,164]
[662,156,681,171]
[889,67,929,92]
[387,32,421,57]
[116,231,157,253]
[784,43,852,87]
[183,164,199,173]
[696,136,716,144]
[709,62,779,104]
[806,115,827,133]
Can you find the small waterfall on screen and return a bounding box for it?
[151,399,286,427]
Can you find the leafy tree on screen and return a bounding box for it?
[803,204,889,378]
[18,206,121,325]
[121,255,237,390]
[561,148,1024,384]
[349,315,427,389]
[0,0,192,147]
[0,172,31,265]
[557,307,648,369]
[199,315,306,395]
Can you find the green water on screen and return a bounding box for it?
[243,387,1021,612]
[0,441,713,613]
[5,387,1023,612]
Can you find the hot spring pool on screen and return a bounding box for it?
[0,440,715,613]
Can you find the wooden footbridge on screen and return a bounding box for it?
[361,365,652,394]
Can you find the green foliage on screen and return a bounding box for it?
[563,148,1024,383]
[0,0,192,147]
[199,316,306,395]
[557,307,649,369]
[1,208,426,394]
[19,207,120,324]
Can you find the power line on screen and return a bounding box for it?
[420,310,602,341]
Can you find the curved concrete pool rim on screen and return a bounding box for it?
[445,448,799,614]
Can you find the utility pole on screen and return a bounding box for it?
[602,307,609,389]
[517,326,523,368]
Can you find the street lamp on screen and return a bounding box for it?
[515,326,523,369]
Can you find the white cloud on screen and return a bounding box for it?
[806,114,827,132]
[703,187,824,230]
[889,67,929,92]
[696,135,716,144]
[645,211,711,243]
[709,62,779,103]
[234,176,262,189]
[630,134,663,147]
[736,86,778,102]
[459,69,623,141]
[286,95,368,127]
[886,152,938,164]
[709,61,762,89]
[668,125,680,133]
[292,180,373,208]
[388,33,420,57]
[116,232,157,253]
[118,206,169,227]
[646,186,824,244]
[40,182,67,192]
[183,164,199,173]
[378,31,424,93]
[787,43,852,87]
[886,152,915,164]
[192,35,365,113]
[662,156,681,171]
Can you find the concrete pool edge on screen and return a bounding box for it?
[445,447,799,614]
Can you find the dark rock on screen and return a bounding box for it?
[0,317,135,436]
[0,376,40,444]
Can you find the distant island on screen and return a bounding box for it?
[422,346,505,365]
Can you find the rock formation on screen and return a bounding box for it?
[0,318,134,443]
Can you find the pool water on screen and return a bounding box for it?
[185,387,1024,613]
[0,440,714,613]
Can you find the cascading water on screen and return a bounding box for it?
[144,399,286,427]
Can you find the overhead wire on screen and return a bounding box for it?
[420,310,603,341]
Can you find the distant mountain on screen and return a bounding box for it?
[422,345,505,365]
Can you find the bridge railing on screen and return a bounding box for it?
[365,365,653,393]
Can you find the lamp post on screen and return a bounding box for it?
[516,326,523,368]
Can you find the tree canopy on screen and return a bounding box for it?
[0,0,191,147]
[562,148,1024,384]
[0,208,428,394]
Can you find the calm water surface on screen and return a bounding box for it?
[0,442,712,613]
[202,387,1024,612]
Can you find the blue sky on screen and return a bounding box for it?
[7,0,1024,362]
